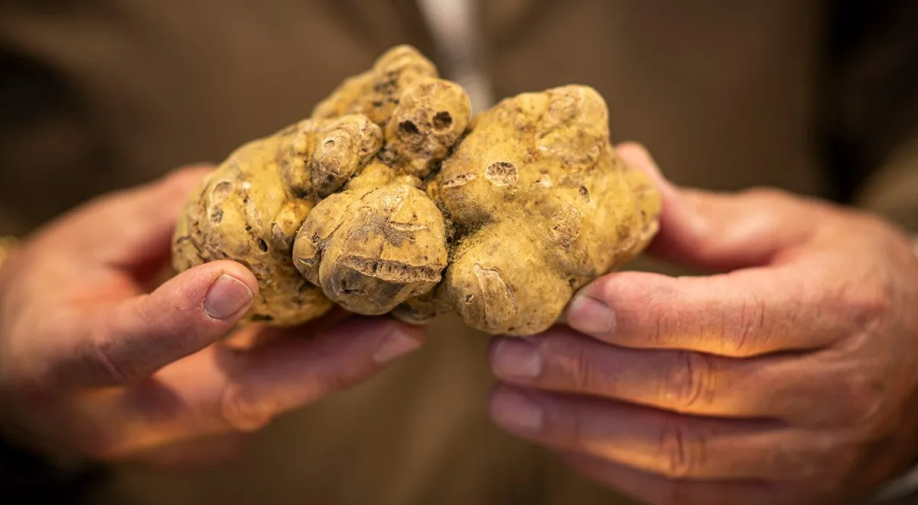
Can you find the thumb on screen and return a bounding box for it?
[60,261,258,388]
[616,142,818,271]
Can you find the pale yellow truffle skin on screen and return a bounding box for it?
[312,45,439,128]
[291,49,471,316]
[380,77,472,177]
[293,161,448,315]
[173,44,661,336]
[172,115,383,325]
[432,85,662,335]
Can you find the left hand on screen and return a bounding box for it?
[0,167,424,471]
[487,144,918,505]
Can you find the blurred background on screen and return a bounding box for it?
[2,1,918,504]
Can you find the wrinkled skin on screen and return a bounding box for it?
[174,45,661,335]
[487,144,918,505]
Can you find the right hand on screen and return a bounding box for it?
[0,167,425,469]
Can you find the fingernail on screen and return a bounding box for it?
[491,339,542,379]
[374,327,423,364]
[491,390,543,431]
[567,295,614,335]
[205,274,254,320]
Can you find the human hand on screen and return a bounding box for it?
[0,167,424,469]
[487,144,918,505]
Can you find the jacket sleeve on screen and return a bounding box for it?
[824,0,918,231]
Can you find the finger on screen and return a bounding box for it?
[44,166,212,272]
[91,317,423,453]
[616,142,822,272]
[216,317,424,432]
[224,306,353,351]
[561,452,806,505]
[488,385,837,481]
[564,263,853,357]
[50,260,257,387]
[127,433,248,470]
[489,329,871,426]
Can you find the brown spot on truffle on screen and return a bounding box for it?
[433,111,453,130]
[399,120,420,137]
[549,205,582,248]
[485,162,519,187]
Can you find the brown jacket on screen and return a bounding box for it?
[2,1,918,504]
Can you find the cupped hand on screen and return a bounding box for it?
[0,167,424,469]
[488,144,918,505]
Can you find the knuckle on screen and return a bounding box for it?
[628,276,679,348]
[89,329,130,385]
[541,334,608,392]
[318,370,356,393]
[220,385,275,433]
[86,297,163,385]
[648,309,668,347]
[730,297,768,356]
[664,351,714,412]
[321,363,370,392]
[42,313,130,388]
[316,354,382,393]
[835,372,886,429]
[658,416,705,478]
[840,288,892,331]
